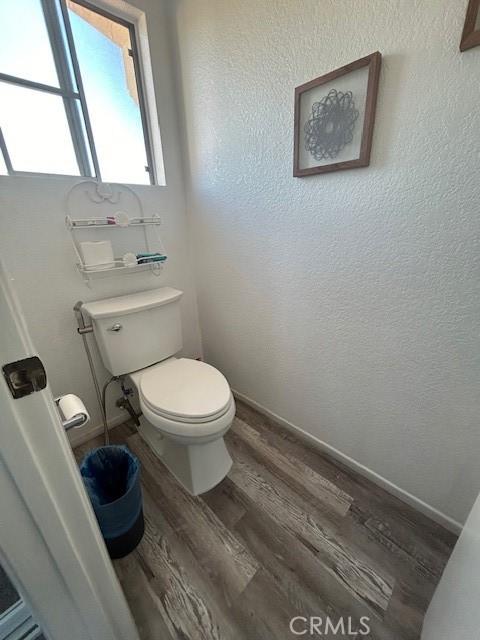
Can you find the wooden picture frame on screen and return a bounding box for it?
[293,52,382,177]
[460,0,480,51]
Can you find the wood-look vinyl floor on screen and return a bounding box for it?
[75,400,457,640]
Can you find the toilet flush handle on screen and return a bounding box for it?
[108,323,123,332]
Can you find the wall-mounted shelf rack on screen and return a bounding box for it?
[65,181,167,285]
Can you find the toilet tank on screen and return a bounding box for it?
[82,288,183,376]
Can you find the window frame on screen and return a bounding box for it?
[0,0,160,185]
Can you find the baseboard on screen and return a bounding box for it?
[67,412,127,448]
[232,389,463,535]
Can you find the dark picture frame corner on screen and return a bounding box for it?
[460,0,480,51]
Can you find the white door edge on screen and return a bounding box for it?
[0,260,139,640]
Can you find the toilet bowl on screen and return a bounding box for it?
[81,288,235,496]
[129,357,234,494]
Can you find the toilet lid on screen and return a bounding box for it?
[139,358,232,421]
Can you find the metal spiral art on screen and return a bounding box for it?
[304,89,359,161]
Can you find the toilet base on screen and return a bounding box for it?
[138,417,233,495]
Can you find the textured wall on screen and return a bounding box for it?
[175,0,480,524]
[0,0,203,437]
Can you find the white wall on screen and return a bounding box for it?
[175,0,480,526]
[0,0,202,441]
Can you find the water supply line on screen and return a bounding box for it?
[116,380,141,427]
[73,301,110,445]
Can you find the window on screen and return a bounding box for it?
[0,0,160,184]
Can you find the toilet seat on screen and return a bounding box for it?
[137,358,233,430]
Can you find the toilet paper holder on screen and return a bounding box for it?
[55,394,90,431]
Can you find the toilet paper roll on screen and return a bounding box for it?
[58,394,90,428]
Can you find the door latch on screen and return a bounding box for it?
[2,356,47,399]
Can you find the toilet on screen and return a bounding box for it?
[82,288,234,495]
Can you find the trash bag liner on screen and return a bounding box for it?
[80,445,144,558]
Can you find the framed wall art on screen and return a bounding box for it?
[460,0,480,51]
[293,52,382,177]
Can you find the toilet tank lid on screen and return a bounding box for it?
[82,287,183,319]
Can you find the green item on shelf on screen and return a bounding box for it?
[136,253,167,264]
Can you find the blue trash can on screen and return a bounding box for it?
[80,445,144,559]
